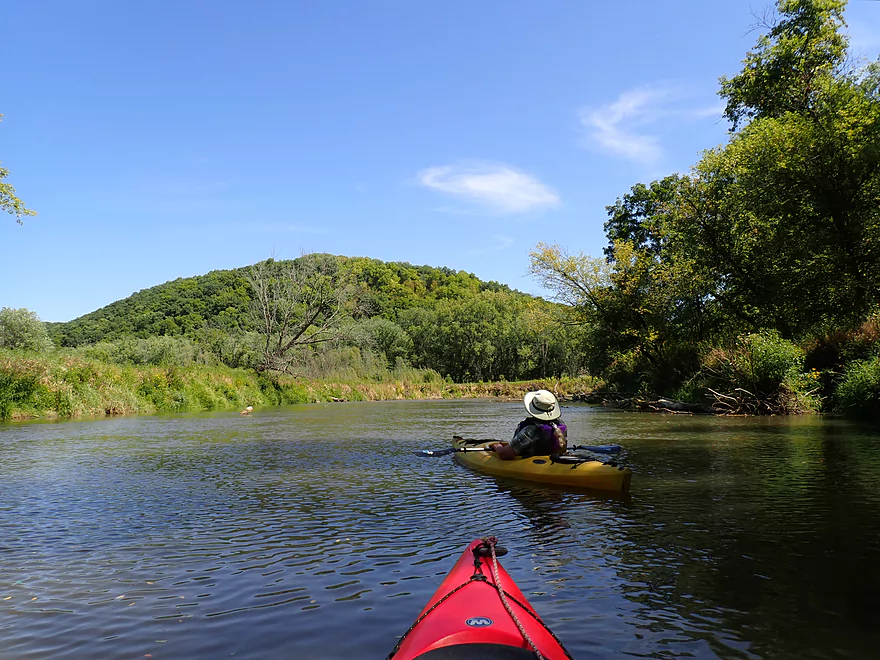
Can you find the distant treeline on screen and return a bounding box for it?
[45,257,587,384]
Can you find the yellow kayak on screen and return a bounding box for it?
[452,436,632,493]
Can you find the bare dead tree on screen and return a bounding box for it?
[247,254,355,373]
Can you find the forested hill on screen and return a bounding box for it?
[48,255,523,347]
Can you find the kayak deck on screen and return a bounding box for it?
[452,437,632,493]
[389,538,572,660]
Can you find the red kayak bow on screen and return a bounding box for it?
[388,537,573,659]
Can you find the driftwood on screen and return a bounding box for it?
[569,392,712,414]
[569,384,817,416]
[644,398,712,414]
[705,387,817,416]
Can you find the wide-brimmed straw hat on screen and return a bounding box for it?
[523,390,560,421]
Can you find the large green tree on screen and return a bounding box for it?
[529,238,715,391]
[681,0,880,335]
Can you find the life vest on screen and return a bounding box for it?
[513,417,568,455]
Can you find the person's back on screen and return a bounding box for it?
[491,390,567,460]
[510,416,567,458]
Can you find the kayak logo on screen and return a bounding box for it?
[465,617,493,628]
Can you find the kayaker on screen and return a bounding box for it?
[490,389,567,460]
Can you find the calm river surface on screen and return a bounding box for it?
[1,400,879,659]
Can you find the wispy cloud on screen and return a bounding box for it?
[417,163,560,215]
[466,234,515,257]
[579,85,724,166]
[580,88,668,165]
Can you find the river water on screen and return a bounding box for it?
[1,400,878,659]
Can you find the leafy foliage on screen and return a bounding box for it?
[0,308,53,352]
[50,255,517,347]
[79,336,214,367]
[834,355,880,418]
[50,267,253,346]
[719,0,848,129]
[1,115,37,225]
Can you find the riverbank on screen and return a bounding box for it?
[0,350,600,421]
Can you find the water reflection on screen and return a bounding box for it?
[1,403,879,659]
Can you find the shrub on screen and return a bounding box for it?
[697,330,820,414]
[79,336,203,367]
[804,311,880,401]
[834,356,880,419]
[0,308,53,352]
[0,372,41,420]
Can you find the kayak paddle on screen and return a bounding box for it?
[570,443,622,454]
[414,446,494,457]
[454,436,623,455]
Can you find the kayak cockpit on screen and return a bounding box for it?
[414,643,543,658]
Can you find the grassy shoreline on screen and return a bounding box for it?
[0,350,600,421]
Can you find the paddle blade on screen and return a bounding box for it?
[414,448,456,457]
[414,446,492,457]
[571,444,622,454]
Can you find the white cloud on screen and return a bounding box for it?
[417,164,560,215]
[579,85,725,165]
[580,88,668,165]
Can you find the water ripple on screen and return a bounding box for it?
[2,403,880,658]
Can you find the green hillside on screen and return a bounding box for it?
[49,255,516,347]
[44,255,583,384]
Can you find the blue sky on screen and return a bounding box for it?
[2,1,879,322]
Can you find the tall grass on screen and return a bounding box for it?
[0,349,280,419]
[0,349,600,421]
[834,356,880,419]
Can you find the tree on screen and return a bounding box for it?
[679,101,880,336]
[396,306,440,371]
[0,307,53,352]
[1,115,36,224]
[719,0,848,129]
[679,0,880,336]
[530,237,715,391]
[528,242,611,316]
[358,316,413,368]
[529,0,878,398]
[247,254,357,373]
[603,175,686,261]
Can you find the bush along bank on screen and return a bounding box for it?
[0,350,600,421]
[572,325,880,419]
